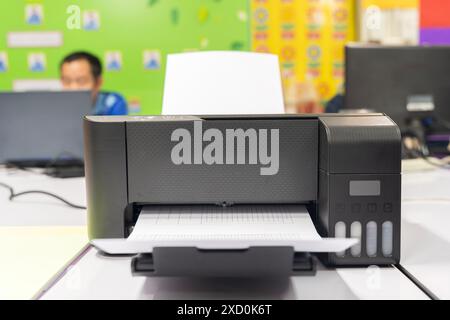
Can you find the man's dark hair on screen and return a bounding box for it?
[60,51,103,80]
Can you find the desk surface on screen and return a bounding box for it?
[401,168,450,299]
[0,169,86,226]
[0,168,87,299]
[1,165,450,299]
[38,246,428,300]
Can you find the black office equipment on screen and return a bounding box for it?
[0,91,92,165]
[84,114,401,276]
[345,45,450,132]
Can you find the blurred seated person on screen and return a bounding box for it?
[325,93,344,113]
[60,51,128,115]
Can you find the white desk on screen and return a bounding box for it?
[38,246,427,300]
[0,169,86,226]
[2,166,450,300]
[401,168,450,299]
[0,168,87,299]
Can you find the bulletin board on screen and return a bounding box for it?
[0,0,250,114]
[251,0,355,109]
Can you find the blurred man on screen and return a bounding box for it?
[60,51,127,115]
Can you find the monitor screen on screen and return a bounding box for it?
[344,45,450,131]
[0,91,92,163]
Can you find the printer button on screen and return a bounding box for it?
[383,202,393,213]
[351,203,361,214]
[367,203,377,213]
[336,203,345,214]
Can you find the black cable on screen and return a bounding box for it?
[0,182,14,196]
[0,181,86,210]
[395,264,439,300]
[409,149,450,170]
[403,126,450,169]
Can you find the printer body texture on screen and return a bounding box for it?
[84,114,401,269]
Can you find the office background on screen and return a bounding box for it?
[0,0,449,114]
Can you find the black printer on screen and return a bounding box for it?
[84,114,401,276]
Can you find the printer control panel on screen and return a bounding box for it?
[322,172,401,265]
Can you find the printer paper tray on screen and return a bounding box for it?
[91,237,357,255]
[92,238,356,278]
[131,247,317,277]
[90,204,358,277]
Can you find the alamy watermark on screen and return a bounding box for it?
[171,121,280,176]
[66,5,81,30]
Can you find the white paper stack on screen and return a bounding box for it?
[92,205,357,254]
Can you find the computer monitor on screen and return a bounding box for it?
[344,44,450,132]
[0,91,92,164]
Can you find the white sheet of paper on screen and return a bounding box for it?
[162,51,285,115]
[129,205,320,241]
[91,205,357,254]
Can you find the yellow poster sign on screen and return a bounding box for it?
[251,0,355,112]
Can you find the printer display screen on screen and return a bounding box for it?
[349,180,381,196]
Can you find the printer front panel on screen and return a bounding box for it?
[126,118,319,205]
[320,171,401,265]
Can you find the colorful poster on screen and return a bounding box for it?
[251,0,355,112]
[28,53,46,72]
[105,51,122,71]
[25,4,44,26]
[0,52,8,72]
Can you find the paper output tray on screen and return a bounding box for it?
[131,246,316,277]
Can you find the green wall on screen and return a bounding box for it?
[0,0,250,114]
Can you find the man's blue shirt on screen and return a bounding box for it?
[93,92,128,115]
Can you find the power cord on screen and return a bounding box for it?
[402,131,450,170]
[0,182,86,210]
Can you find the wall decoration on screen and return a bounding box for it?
[0,1,249,115]
[0,52,8,72]
[170,8,179,25]
[198,6,210,23]
[7,31,63,48]
[143,50,161,70]
[28,53,46,72]
[200,37,209,49]
[420,0,450,45]
[237,10,248,22]
[128,97,142,114]
[83,10,101,31]
[230,41,245,51]
[359,0,418,44]
[251,0,355,112]
[13,79,62,91]
[25,4,44,26]
[105,51,123,71]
